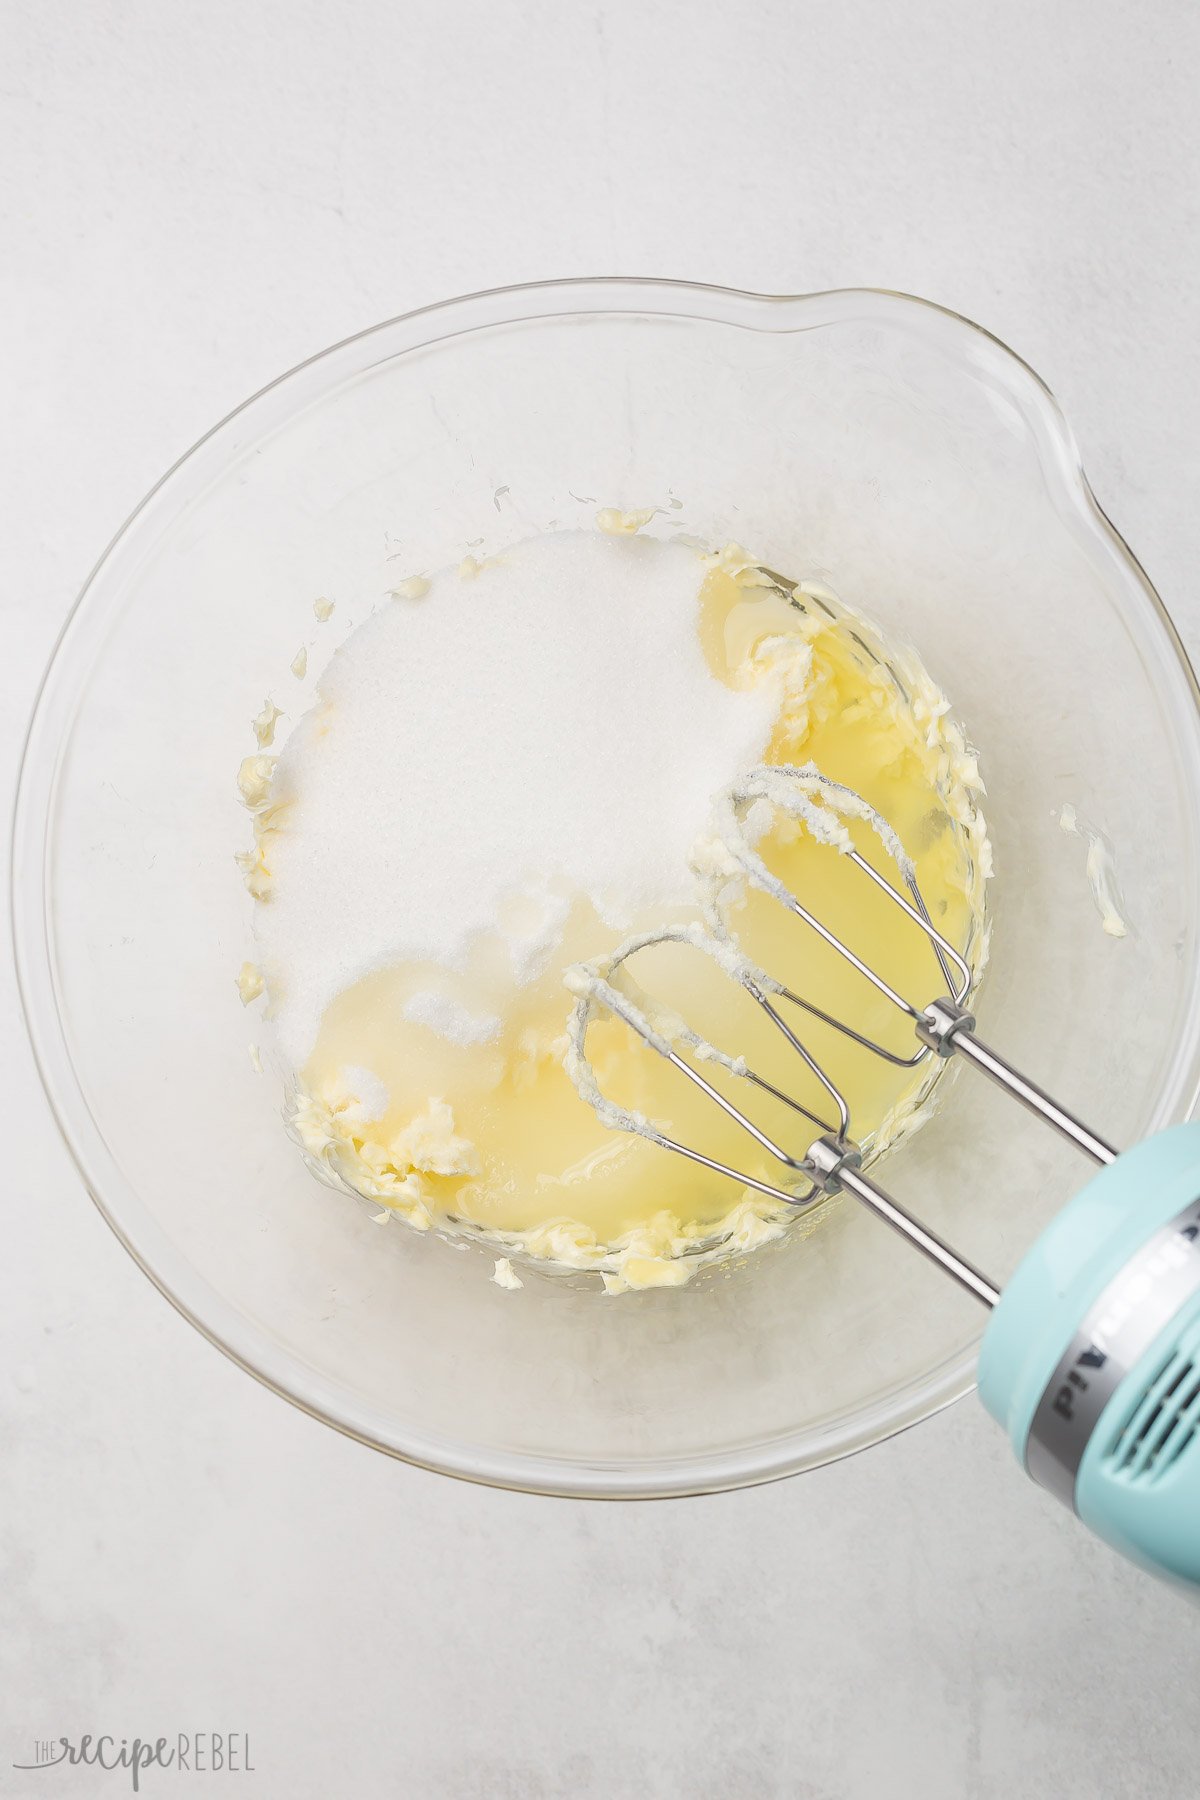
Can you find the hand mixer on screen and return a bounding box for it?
[567,763,1200,1591]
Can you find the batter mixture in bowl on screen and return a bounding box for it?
[239,519,989,1290]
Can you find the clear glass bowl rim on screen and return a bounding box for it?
[13,277,1200,1498]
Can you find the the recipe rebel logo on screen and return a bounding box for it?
[13,1733,255,1790]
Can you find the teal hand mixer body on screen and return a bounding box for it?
[567,764,1200,1591]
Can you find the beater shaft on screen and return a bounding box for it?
[838,1162,1000,1307]
[805,1136,1000,1307]
[918,998,1117,1166]
[643,1048,1002,1307]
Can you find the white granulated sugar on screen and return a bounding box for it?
[401,991,502,1046]
[337,1065,390,1121]
[259,530,778,1068]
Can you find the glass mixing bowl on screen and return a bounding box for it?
[14,281,1200,1496]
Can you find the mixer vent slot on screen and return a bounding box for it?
[1104,1348,1200,1484]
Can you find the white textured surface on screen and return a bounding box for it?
[5,2,1200,1795]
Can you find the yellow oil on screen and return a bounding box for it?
[301,564,982,1262]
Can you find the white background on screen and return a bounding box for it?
[4,3,1200,1795]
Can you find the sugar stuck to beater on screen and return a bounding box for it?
[258,529,779,1069]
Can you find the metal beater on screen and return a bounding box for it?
[567,764,1200,1588]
